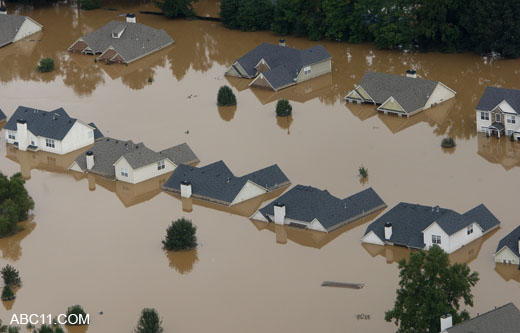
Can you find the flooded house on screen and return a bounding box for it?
[362,202,500,254]
[494,226,520,267]
[475,86,520,140]
[250,185,386,233]
[0,8,42,48]
[68,14,174,64]
[3,106,101,154]
[440,302,520,333]
[69,138,199,184]
[225,40,332,91]
[162,161,290,206]
[345,71,456,117]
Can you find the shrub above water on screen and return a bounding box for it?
[134,308,164,333]
[359,166,368,178]
[65,305,87,326]
[1,285,15,301]
[441,137,456,148]
[1,264,22,287]
[36,58,55,73]
[162,218,197,251]
[217,85,237,106]
[275,99,292,117]
[79,0,100,10]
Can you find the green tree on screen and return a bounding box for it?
[220,0,274,31]
[163,218,197,251]
[0,173,34,237]
[134,308,164,333]
[275,99,292,117]
[32,324,63,333]
[217,85,237,106]
[65,305,87,326]
[155,0,198,18]
[0,320,20,333]
[1,265,21,287]
[385,245,479,332]
[36,58,55,73]
[322,0,352,41]
[1,286,15,301]
[78,0,100,10]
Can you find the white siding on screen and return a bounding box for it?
[295,59,332,84]
[13,18,42,43]
[230,181,267,205]
[447,222,483,253]
[308,218,327,232]
[495,247,520,265]
[476,109,492,132]
[423,223,450,253]
[361,230,385,245]
[114,157,135,183]
[60,121,95,154]
[424,83,456,109]
[114,157,175,184]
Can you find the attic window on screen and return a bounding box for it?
[304,66,311,75]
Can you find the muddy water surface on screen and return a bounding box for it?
[1,2,520,332]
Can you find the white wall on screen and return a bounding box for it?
[476,109,492,132]
[115,157,175,184]
[495,247,520,265]
[13,18,42,43]
[60,121,94,154]
[447,222,483,253]
[230,181,267,205]
[295,59,332,84]
[424,83,456,110]
[361,230,385,246]
[423,223,451,253]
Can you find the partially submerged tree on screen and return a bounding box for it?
[217,85,237,106]
[385,245,479,332]
[134,308,164,333]
[358,166,368,178]
[155,0,198,18]
[220,0,274,31]
[65,305,87,326]
[36,58,55,73]
[32,324,64,333]
[0,319,20,333]
[163,218,197,251]
[1,285,15,301]
[441,137,456,148]
[275,99,292,117]
[1,264,21,287]
[0,173,34,238]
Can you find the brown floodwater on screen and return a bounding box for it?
[1,2,520,332]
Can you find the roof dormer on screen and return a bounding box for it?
[112,24,126,39]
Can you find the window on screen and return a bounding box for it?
[8,131,15,140]
[467,225,473,235]
[31,138,36,146]
[121,168,128,177]
[157,160,165,170]
[496,113,501,122]
[480,112,489,120]
[507,115,516,124]
[303,66,311,75]
[432,235,441,244]
[45,138,55,148]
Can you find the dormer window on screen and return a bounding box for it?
[112,25,126,39]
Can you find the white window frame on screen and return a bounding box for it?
[467,225,473,235]
[303,66,311,75]
[121,168,128,177]
[8,131,16,140]
[157,160,165,170]
[507,115,516,124]
[480,112,489,120]
[432,235,441,244]
[496,113,501,122]
[45,138,55,148]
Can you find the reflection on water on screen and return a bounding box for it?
[1,286,18,311]
[65,325,89,333]
[478,133,520,170]
[276,115,293,134]
[217,105,237,122]
[495,263,520,283]
[165,248,199,275]
[0,219,36,261]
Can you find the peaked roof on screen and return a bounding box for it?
[4,106,80,140]
[363,203,500,249]
[0,108,6,121]
[446,303,520,333]
[258,185,386,231]
[163,161,290,205]
[71,137,198,179]
[496,225,520,256]
[0,14,28,47]
[357,71,439,113]
[75,20,174,62]
[87,122,104,141]
[476,86,520,114]
[236,43,331,89]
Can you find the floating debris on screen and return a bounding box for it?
[321,281,364,289]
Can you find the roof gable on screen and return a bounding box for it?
[4,106,77,140]
[476,86,520,113]
[0,14,26,47]
[496,225,520,255]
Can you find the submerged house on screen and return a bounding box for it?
[345,71,456,117]
[3,106,101,155]
[0,8,42,48]
[162,161,290,206]
[68,14,174,64]
[69,138,198,184]
[440,303,520,333]
[225,40,332,91]
[362,202,500,254]
[494,226,520,267]
[475,86,520,140]
[250,185,386,233]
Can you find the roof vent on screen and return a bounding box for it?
[406,69,417,78]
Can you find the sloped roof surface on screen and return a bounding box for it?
[4,106,78,140]
[476,86,520,113]
[87,122,104,140]
[159,143,199,165]
[0,14,26,47]
[357,71,439,113]
[77,20,174,62]
[0,108,6,121]
[363,203,500,248]
[496,225,520,255]
[236,43,331,89]
[163,161,290,204]
[258,186,386,231]
[446,303,520,333]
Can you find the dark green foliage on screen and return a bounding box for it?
[1,264,21,287]
[0,320,20,333]
[220,0,274,31]
[275,99,292,117]
[163,218,197,251]
[134,308,164,333]
[441,137,456,148]
[217,85,237,106]
[0,172,35,237]
[385,245,479,332]
[511,133,515,142]
[79,0,100,10]
[32,324,63,333]
[358,166,368,178]
[155,0,197,18]
[36,58,55,73]
[1,286,15,301]
[65,305,87,326]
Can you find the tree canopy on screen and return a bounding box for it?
[163,218,197,251]
[134,308,164,333]
[385,245,479,332]
[155,0,198,18]
[0,172,34,237]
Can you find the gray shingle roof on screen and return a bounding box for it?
[87,122,104,141]
[72,137,197,178]
[235,43,331,90]
[75,20,174,63]
[0,14,26,47]
[4,106,79,140]
[0,108,6,122]
[159,143,199,165]
[496,225,520,256]
[446,303,520,333]
[162,161,290,205]
[258,185,386,231]
[476,86,520,113]
[363,203,500,249]
[356,71,439,113]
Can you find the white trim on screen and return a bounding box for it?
[377,96,407,113]
[249,73,277,91]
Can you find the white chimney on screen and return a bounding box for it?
[16,119,29,151]
[406,69,417,78]
[180,180,192,198]
[0,8,7,15]
[384,222,392,240]
[86,151,94,170]
[440,313,453,331]
[126,13,136,23]
[274,203,286,225]
[279,39,286,47]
